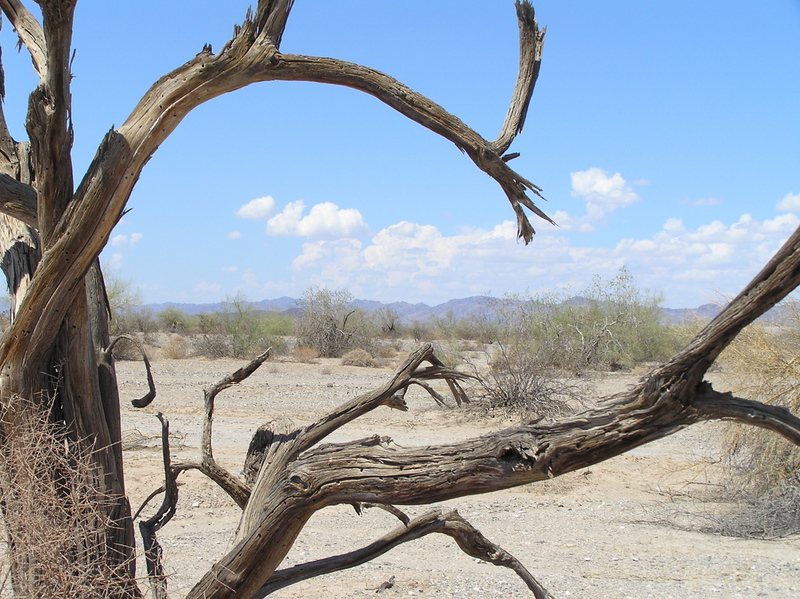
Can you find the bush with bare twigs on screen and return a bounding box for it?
[0,398,137,597]
[716,303,800,537]
[341,348,379,368]
[296,286,377,358]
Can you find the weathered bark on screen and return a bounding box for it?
[0,2,796,598]
[0,1,138,595]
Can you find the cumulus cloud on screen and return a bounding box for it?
[228,231,242,240]
[548,168,642,231]
[111,233,143,248]
[286,209,800,307]
[777,192,800,212]
[571,168,640,209]
[236,196,276,220]
[222,266,238,272]
[267,201,370,239]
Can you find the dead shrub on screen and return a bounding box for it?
[161,333,191,359]
[193,333,231,358]
[341,348,378,368]
[716,305,800,537]
[0,397,137,596]
[293,346,319,363]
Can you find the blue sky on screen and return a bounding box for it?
[1,1,799,308]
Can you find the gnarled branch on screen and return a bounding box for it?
[257,508,552,598]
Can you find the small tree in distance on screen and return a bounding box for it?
[296,286,376,357]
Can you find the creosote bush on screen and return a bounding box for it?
[474,269,677,417]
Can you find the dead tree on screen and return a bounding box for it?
[0,2,797,598]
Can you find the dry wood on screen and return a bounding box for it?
[257,508,552,599]
[0,1,797,598]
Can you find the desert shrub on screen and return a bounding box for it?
[157,306,193,333]
[104,273,158,358]
[341,348,378,368]
[293,346,319,363]
[716,304,800,537]
[408,319,432,342]
[221,293,292,358]
[431,310,487,342]
[0,398,134,597]
[296,286,377,357]
[161,334,191,359]
[474,302,582,418]
[193,333,231,358]
[374,306,402,338]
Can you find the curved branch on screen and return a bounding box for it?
[491,1,545,155]
[0,174,37,227]
[0,2,548,380]
[103,334,156,408]
[0,0,45,75]
[257,509,551,599]
[170,460,251,510]
[692,385,800,445]
[174,349,272,509]
[139,413,178,599]
[270,52,554,241]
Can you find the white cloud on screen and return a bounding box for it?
[222,266,238,272]
[267,201,370,239]
[285,209,800,307]
[228,231,242,240]
[571,168,640,208]
[111,233,143,248]
[548,168,641,231]
[105,252,123,270]
[777,192,800,212]
[236,196,276,220]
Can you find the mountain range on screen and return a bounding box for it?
[144,296,734,326]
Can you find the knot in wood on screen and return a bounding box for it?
[499,441,539,471]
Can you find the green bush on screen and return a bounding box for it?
[157,306,193,334]
[221,293,291,358]
[474,269,679,416]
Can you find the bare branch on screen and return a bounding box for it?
[138,413,178,599]
[270,53,554,242]
[296,344,465,453]
[692,385,800,445]
[0,174,37,227]
[491,1,546,155]
[190,349,272,508]
[103,335,156,408]
[257,509,552,599]
[0,0,45,75]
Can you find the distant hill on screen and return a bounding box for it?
[144,295,742,325]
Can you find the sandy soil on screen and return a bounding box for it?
[117,356,800,599]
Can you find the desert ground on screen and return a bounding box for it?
[117,353,800,599]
